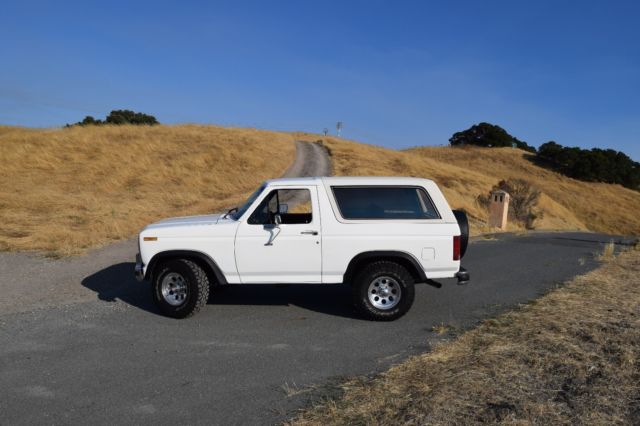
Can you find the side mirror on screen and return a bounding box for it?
[278,203,288,214]
[274,214,282,226]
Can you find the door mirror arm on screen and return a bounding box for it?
[265,214,282,246]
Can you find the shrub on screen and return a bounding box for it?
[478,179,542,229]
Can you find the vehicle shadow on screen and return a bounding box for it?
[81,262,159,314]
[81,263,360,319]
[210,284,360,319]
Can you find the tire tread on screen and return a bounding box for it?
[153,258,210,319]
[352,260,415,321]
[182,259,210,318]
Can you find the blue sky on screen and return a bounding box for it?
[1,1,639,159]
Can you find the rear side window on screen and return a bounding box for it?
[331,186,440,220]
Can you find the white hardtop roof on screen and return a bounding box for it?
[265,176,435,186]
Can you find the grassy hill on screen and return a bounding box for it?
[0,125,296,255]
[1,125,638,256]
[311,136,640,236]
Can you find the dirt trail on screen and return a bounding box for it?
[281,141,331,178]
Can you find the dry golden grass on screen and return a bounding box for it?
[0,124,296,256]
[3,126,639,255]
[290,249,640,425]
[311,136,640,236]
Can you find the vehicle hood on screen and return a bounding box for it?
[143,214,226,230]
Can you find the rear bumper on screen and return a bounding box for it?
[134,253,145,282]
[456,267,470,285]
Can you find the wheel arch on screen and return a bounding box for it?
[146,250,228,285]
[343,251,427,285]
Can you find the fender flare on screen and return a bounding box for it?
[145,250,228,285]
[342,250,427,285]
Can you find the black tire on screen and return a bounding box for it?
[152,258,210,319]
[453,209,469,258]
[352,261,415,321]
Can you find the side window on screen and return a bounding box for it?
[331,186,440,220]
[248,189,313,225]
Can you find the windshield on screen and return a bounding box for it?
[230,183,266,220]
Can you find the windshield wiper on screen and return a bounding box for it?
[223,207,238,219]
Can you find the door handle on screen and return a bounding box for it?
[300,230,318,235]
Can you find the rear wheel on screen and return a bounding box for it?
[352,261,415,321]
[152,259,210,318]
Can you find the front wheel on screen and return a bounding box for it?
[152,259,210,318]
[352,261,415,321]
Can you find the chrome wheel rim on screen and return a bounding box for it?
[161,272,188,306]
[368,276,401,310]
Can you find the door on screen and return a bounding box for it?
[234,186,322,283]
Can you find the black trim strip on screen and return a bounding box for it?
[145,250,228,285]
[343,250,427,284]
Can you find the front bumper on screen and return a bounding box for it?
[135,253,145,282]
[456,267,470,285]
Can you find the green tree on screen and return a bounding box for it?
[79,116,102,125]
[68,110,159,127]
[449,122,536,153]
[537,141,640,190]
[105,110,158,125]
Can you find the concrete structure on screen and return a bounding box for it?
[489,190,510,229]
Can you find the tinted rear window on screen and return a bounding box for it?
[332,186,440,220]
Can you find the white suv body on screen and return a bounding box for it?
[135,176,469,320]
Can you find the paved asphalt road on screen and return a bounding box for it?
[0,232,636,425]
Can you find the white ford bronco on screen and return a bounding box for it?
[135,177,470,320]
